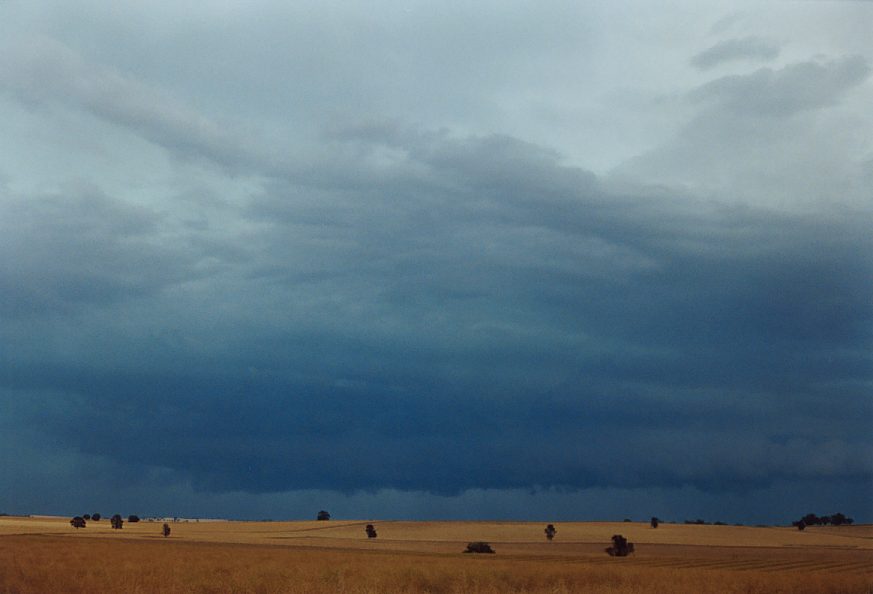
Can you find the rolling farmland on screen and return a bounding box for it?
[1,516,870,593]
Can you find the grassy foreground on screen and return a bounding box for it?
[1,518,870,593]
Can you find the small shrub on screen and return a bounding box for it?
[70,516,86,529]
[110,514,124,530]
[544,524,557,541]
[316,510,330,521]
[91,513,101,521]
[162,523,171,538]
[128,515,140,523]
[464,541,495,554]
[365,524,377,538]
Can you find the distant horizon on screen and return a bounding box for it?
[6,511,869,527]
[4,498,868,528]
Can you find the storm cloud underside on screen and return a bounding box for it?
[1,1,871,522]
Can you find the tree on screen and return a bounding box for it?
[83,514,91,521]
[128,515,140,523]
[110,514,124,530]
[605,534,635,557]
[91,513,101,522]
[162,523,171,538]
[70,516,86,529]
[793,520,806,531]
[544,524,557,541]
[650,517,659,529]
[317,510,330,521]
[365,524,377,538]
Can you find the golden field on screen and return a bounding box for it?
[1,516,871,593]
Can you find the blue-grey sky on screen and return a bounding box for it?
[1,1,871,524]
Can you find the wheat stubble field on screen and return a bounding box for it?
[1,516,871,593]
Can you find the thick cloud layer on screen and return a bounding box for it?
[1,1,871,521]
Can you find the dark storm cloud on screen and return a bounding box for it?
[0,187,201,316]
[2,128,870,499]
[1,4,871,521]
[690,37,780,70]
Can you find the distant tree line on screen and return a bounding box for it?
[792,512,854,530]
[683,519,726,525]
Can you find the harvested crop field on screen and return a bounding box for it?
[1,516,870,593]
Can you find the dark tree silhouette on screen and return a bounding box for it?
[365,524,377,538]
[162,523,171,538]
[70,516,86,529]
[128,515,140,523]
[317,510,330,521]
[83,514,91,521]
[605,534,635,556]
[544,524,557,541]
[110,514,124,530]
[793,520,806,531]
[650,517,659,529]
[91,513,101,521]
[464,542,495,554]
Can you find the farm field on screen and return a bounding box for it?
[1,516,871,593]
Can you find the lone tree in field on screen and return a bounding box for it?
[110,514,124,530]
[650,517,659,528]
[162,523,171,538]
[365,524,377,538]
[605,534,634,557]
[464,541,495,554]
[317,510,331,521]
[793,520,806,531]
[70,516,86,529]
[91,513,101,521]
[128,515,140,523]
[83,514,91,521]
[544,524,557,541]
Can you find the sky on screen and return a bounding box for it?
[0,1,871,525]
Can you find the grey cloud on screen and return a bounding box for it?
[618,55,873,207]
[691,37,780,70]
[0,187,206,316]
[0,37,259,173]
[690,56,870,116]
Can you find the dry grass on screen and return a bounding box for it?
[1,517,870,593]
